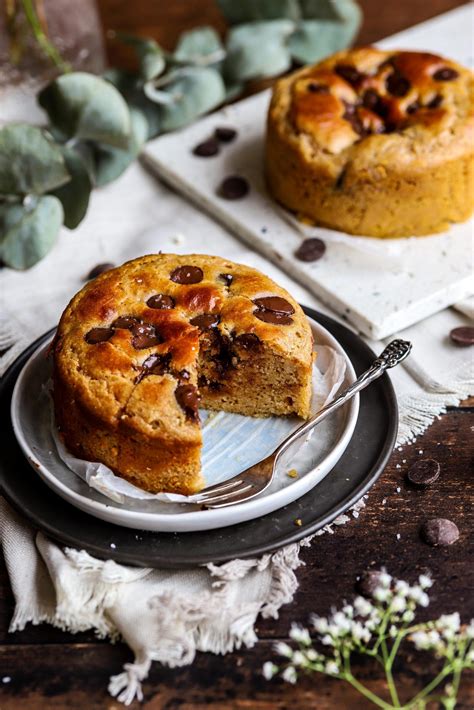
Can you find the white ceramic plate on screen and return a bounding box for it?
[11,317,358,532]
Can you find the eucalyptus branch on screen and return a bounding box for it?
[21,0,70,72]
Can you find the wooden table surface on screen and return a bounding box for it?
[1,1,473,708]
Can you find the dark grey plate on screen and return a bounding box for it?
[0,308,397,568]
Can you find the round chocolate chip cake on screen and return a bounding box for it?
[53,254,313,494]
[266,48,474,237]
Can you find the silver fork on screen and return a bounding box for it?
[188,339,412,509]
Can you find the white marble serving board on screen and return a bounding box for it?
[144,5,474,339]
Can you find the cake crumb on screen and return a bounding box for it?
[294,518,303,527]
[382,498,387,505]
[396,533,401,540]
[110,543,116,549]
[396,487,401,493]
[2,677,11,684]
[287,469,299,479]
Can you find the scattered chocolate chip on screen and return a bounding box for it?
[85,327,114,344]
[449,326,474,346]
[175,384,200,420]
[217,175,249,200]
[193,138,219,157]
[362,89,388,118]
[190,313,220,331]
[219,273,233,287]
[295,238,326,262]
[135,353,171,383]
[131,323,162,349]
[427,93,443,109]
[356,569,384,598]
[386,72,410,97]
[147,294,175,310]
[307,83,329,93]
[407,458,441,487]
[253,296,295,315]
[335,63,363,86]
[406,100,420,115]
[234,333,261,350]
[215,126,237,142]
[433,67,458,81]
[170,265,204,285]
[421,518,459,546]
[343,106,366,136]
[112,316,140,330]
[254,310,294,325]
[86,263,114,280]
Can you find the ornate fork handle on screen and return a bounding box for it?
[276,339,412,461]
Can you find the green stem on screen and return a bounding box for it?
[344,673,395,710]
[404,665,452,708]
[21,0,70,72]
[382,638,401,708]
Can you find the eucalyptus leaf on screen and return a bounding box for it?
[0,195,63,269]
[224,20,294,82]
[217,0,301,24]
[174,26,224,66]
[0,124,69,196]
[39,73,132,149]
[116,34,165,81]
[289,1,361,64]
[92,108,148,187]
[104,69,161,139]
[154,67,226,132]
[50,146,92,229]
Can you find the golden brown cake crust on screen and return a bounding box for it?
[53,254,313,494]
[266,47,474,237]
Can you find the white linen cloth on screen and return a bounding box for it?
[1,163,473,703]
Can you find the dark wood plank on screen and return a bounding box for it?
[1,641,473,709]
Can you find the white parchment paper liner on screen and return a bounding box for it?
[51,345,346,505]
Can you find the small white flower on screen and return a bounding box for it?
[321,634,334,646]
[312,616,329,634]
[379,571,392,588]
[408,587,429,607]
[354,596,373,617]
[325,661,340,676]
[411,631,430,650]
[418,574,433,590]
[306,649,318,661]
[395,580,410,596]
[274,641,293,658]
[292,651,306,666]
[351,621,371,644]
[389,625,398,638]
[391,596,407,613]
[465,620,474,640]
[282,666,297,684]
[262,662,278,680]
[437,613,460,639]
[332,612,351,633]
[402,610,415,623]
[343,604,354,618]
[289,623,311,646]
[374,587,391,603]
[427,630,441,646]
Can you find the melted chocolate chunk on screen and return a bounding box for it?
[170,265,204,285]
[253,296,295,315]
[135,353,171,383]
[219,273,233,287]
[147,294,175,310]
[406,100,420,115]
[343,104,367,136]
[175,384,200,421]
[215,126,237,142]
[386,72,410,97]
[131,323,162,349]
[335,63,363,86]
[193,138,219,157]
[307,82,329,93]
[295,238,326,262]
[427,93,443,109]
[234,333,261,350]
[433,67,458,81]
[217,175,249,200]
[85,327,114,344]
[190,313,220,331]
[86,263,115,280]
[407,459,440,487]
[362,89,389,118]
[112,315,141,330]
[254,310,294,325]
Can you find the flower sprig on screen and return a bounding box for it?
[263,571,473,709]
